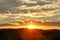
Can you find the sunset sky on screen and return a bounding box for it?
[0,0,60,24]
[0,0,60,30]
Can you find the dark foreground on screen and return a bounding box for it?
[0,29,60,40]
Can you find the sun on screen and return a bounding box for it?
[26,25,36,29]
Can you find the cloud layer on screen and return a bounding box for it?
[0,0,60,23]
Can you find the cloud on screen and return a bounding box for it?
[0,0,21,13]
[0,0,60,13]
[53,10,60,14]
[45,0,60,2]
[0,0,60,24]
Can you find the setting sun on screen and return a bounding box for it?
[26,25,37,29]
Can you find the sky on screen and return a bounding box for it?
[0,0,60,24]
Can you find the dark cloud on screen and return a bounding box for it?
[36,14,60,22]
[37,1,53,5]
[0,0,22,13]
[45,0,60,2]
[23,1,53,7]
[41,7,58,11]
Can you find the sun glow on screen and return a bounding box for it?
[26,25,36,29]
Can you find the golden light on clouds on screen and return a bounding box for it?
[24,21,48,30]
[0,20,60,30]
